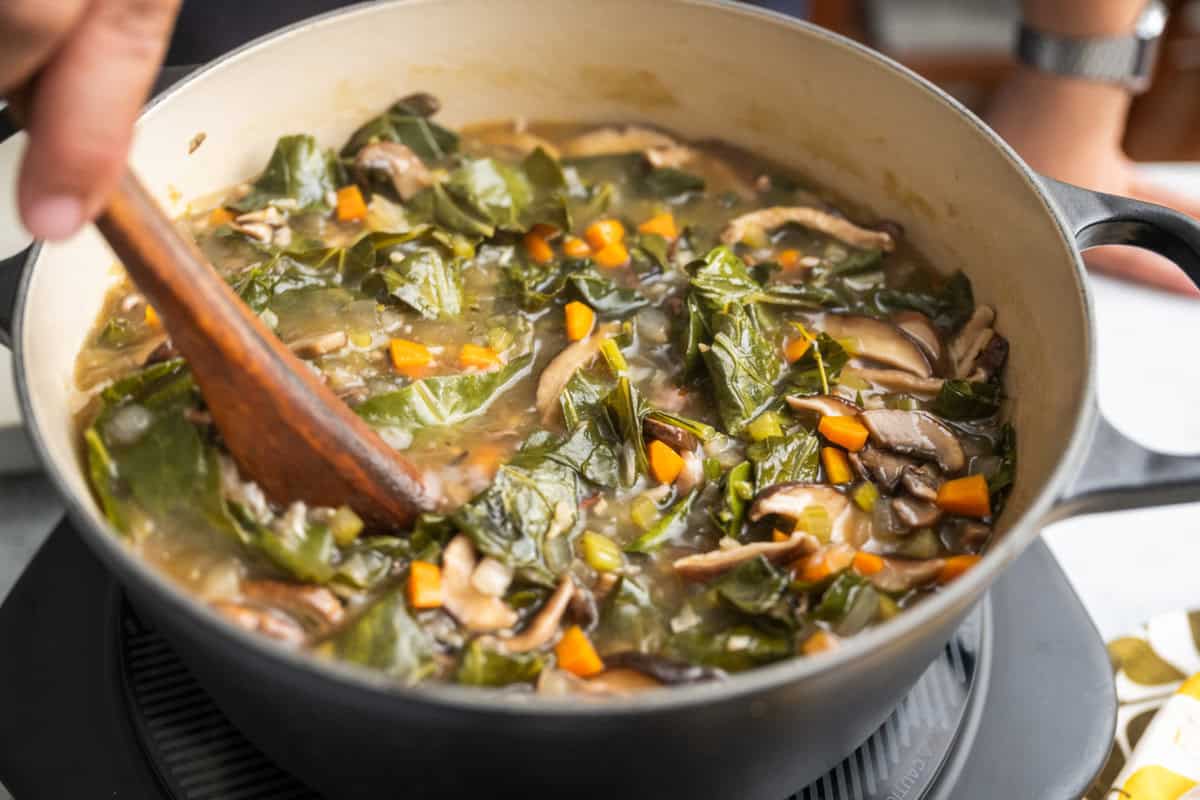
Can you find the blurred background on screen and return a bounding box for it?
[166,0,1200,162]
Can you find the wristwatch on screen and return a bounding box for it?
[1016,0,1170,93]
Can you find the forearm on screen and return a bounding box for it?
[988,0,1151,174]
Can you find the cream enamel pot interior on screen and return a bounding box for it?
[4,2,1200,798]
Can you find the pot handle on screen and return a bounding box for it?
[1041,176,1200,520]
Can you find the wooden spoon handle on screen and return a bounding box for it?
[97,171,432,525]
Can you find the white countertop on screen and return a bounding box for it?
[1,159,1198,642]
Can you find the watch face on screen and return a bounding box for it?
[1136,0,1170,39]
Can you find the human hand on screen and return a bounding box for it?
[987,68,1200,297]
[2,0,181,241]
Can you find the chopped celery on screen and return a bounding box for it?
[746,411,784,442]
[330,506,365,546]
[349,331,373,348]
[703,457,723,481]
[600,339,628,374]
[852,482,879,512]
[631,494,659,531]
[877,595,900,621]
[885,394,921,411]
[580,531,623,572]
[838,372,870,391]
[486,326,514,352]
[799,504,832,542]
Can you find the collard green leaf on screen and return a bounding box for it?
[690,246,763,312]
[232,134,341,213]
[356,353,533,433]
[568,268,648,315]
[257,518,337,583]
[560,366,614,430]
[988,423,1017,506]
[604,376,648,481]
[447,158,532,232]
[931,380,1001,420]
[332,536,410,591]
[814,572,879,636]
[456,640,545,687]
[857,271,975,332]
[85,360,242,543]
[325,589,435,684]
[701,304,782,435]
[519,147,571,231]
[714,460,753,539]
[782,333,849,397]
[545,417,621,489]
[645,410,718,444]
[625,489,699,553]
[712,555,789,615]
[362,246,463,319]
[340,100,459,163]
[669,621,792,672]
[598,575,666,653]
[680,292,711,377]
[748,430,821,487]
[451,432,585,583]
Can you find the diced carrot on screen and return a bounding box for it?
[459,343,503,370]
[784,336,811,363]
[564,301,596,341]
[335,185,368,222]
[852,551,885,576]
[638,212,678,241]
[936,474,991,518]
[593,241,630,269]
[797,544,855,583]
[818,415,869,452]
[389,338,432,377]
[523,231,554,264]
[407,561,443,609]
[801,629,840,655]
[562,236,591,258]
[208,207,234,227]
[466,443,506,477]
[773,529,791,543]
[555,625,604,677]
[821,447,853,485]
[938,554,982,584]
[648,439,685,485]
[778,249,802,269]
[144,305,161,327]
[585,218,625,250]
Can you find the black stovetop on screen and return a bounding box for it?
[0,513,1114,800]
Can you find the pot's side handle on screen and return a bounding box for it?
[1042,176,1200,521]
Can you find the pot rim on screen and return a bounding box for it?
[13,0,1099,715]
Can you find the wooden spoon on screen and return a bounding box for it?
[93,173,434,526]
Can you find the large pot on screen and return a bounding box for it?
[3,2,1200,797]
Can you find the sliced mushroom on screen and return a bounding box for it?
[891,496,943,528]
[231,221,274,243]
[949,306,995,378]
[535,323,619,424]
[861,410,965,473]
[213,602,307,645]
[675,449,705,494]
[867,557,945,594]
[748,483,849,524]
[786,394,862,417]
[901,463,942,502]
[720,207,895,252]
[857,447,917,492]
[821,315,931,377]
[603,650,725,685]
[673,532,820,581]
[241,579,345,631]
[354,141,434,201]
[288,330,348,359]
[442,536,519,633]
[643,416,700,452]
[470,557,514,598]
[974,333,1009,380]
[562,125,681,158]
[842,366,944,396]
[645,143,699,169]
[892,311,943,364]
[500,575,574,653]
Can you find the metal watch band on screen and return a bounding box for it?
[1016,0,1168,93]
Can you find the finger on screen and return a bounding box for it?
[17,0,181,240]
[0,0,90,95]
[1085,246,1200,297]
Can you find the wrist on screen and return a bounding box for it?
[1022,0,1146,37]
